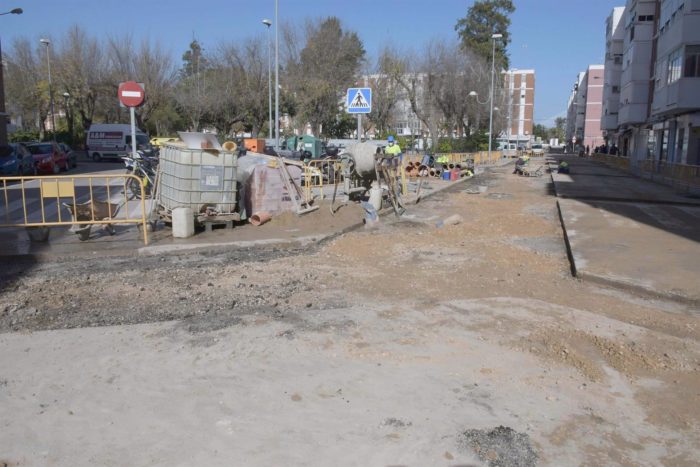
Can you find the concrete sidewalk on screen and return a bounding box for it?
[549,155,700,304]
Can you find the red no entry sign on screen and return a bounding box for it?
[118,81,145,107]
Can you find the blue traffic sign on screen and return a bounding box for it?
[346,88,372,114]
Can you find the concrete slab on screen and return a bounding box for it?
[551,155,700,304]
[549,156,700,205]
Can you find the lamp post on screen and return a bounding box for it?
[274,0,280,149]
[40,38,56,141]
[0,7,23,146]
[62,92,73,145]
[488,33,502,162]
[262,19,273,141]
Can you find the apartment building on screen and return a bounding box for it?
[502,69,535,145]
[650,0,700,165]
[593,0,700,169]
[565,72,586,147]
[566,67,605,150]
[617,0,658,163]
[583,65,606,149]
[602,7,626,139]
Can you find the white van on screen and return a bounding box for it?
[86,124,150,162]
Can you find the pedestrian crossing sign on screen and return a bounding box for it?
[346,87,372,114]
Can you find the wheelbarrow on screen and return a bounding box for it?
[62,200,121,241]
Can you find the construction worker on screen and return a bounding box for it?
[385,135,402,162]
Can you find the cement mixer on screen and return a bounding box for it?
[338,142,382,196]
[334,142,405,216]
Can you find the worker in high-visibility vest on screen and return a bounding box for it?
[385,135,402,160]
[383,135,405,195]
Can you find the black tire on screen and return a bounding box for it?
[92,152,101,162]
[127,177,142,200]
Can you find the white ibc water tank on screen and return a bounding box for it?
[172,207,195,238]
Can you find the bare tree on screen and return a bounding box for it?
[104,34,176,129]
[382,47,442,148]
[5,38,46,133]
[365,48,400,137]
[210,37,267,136]
[54,26,108,134]
[173,40,212,131]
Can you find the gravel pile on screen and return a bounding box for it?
[458,425,538,467]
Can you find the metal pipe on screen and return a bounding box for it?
[40,39,56,141]
[274,0,280,150]
[263,19,273,140]
[488,33,502,164]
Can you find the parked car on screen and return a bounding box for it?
[26,142,69,174]
[58,143,78,169]
[0,143,37,176]
[531,144,545,156]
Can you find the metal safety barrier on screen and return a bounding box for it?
[639,159,700,190]
[0,173,150,245]
[591,153,631,171]
[407,151,503,167]
[303,159,343,200]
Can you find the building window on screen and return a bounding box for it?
[612,85,620,93]
[667,48,683,84]
[630,26,635,41]
[684,45,700,77]
[614,55,622,65]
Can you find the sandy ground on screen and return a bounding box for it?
[0,166,698,466]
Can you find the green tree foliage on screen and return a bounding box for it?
[455,0,515,69]
[533,123,547,140]
[324,113,357,138]
[549,117,566,141]
[181,40,208,78]
[288,17,365,136]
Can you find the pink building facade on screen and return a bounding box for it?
[583,65,606,149]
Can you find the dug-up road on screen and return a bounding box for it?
[1,164,698,466]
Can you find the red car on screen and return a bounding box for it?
[26,142,69,174]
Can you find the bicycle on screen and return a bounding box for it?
[122,152,158,200]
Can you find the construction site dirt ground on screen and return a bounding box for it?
[1,164,698,466]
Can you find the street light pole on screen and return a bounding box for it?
[0,7,23,147]
[63,92,73,145]
[488,33,502,162]
[262,19,272,141]
[40,38,56,141]
[274,0,280,150]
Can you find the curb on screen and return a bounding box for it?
[549,161,700,306]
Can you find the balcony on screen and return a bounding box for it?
[652,78,700,117]
[601,114,619,130]
[618,103,649,125]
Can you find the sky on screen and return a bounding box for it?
[1,0,624,127]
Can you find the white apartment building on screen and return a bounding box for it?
[565,72,587,147]
[650,0,700,165]
[617,0,657,164]
[602,7,626,138]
